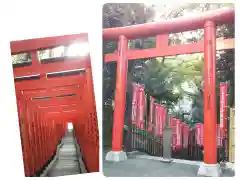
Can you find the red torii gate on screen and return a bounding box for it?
[11,33,99,176]
[24,94,82,123]
[103,8,235,177]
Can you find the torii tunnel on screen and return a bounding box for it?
[103,8,234,176]
[11,33,99,176]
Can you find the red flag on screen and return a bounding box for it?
[148,96,155,133]
[162,107,167,130]
[138,85,146,130]
[131,83,139,125]
[176,119,182,149]
[216,124,223,147]
[159,105,164,136]
[182,123,189,148]
[196,123,203,146]
[220,83,228,135]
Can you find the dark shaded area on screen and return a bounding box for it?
[46,69,85,78]
[15,74,41,82]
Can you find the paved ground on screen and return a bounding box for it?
[103,149,235,177]
[47,131,81,177]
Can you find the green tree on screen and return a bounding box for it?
[102,3,155,146]
[103,3,234,133]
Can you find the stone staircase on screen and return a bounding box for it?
[46,131,81,177]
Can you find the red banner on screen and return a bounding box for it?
[195,123,203,146]
[169,116,173,129]
[131,83,139,125]
[182,123,189,148]
[170,117,176,149]
[154,104,159,135]
[148,96,155,133]
[216,124,223,147]
[220,82,228,133]
[162,107,167,130]
[176,119,182,149]
[138,85,146,130]
[159,105,164,136]
[154,104,163,136]
[131,82,229,150]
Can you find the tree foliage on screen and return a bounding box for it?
[103,3,234,129]
[102,4,156,123]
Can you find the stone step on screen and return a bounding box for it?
[58,158,78,161]
[48,171,80,177]
[46,132,82,177]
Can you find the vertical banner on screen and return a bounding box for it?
[169,116,173,128]
[216,124,223,147]
[200,123,204,146]
[195,123,203,146]
[220,82,228,133]
[176,119,182,149]
[170,116,176,150]
[171,117,176,128]
[152,103,158,134]
[182,123,189,148]
[138,85,146,130]
[168,116,173,129]
[148,96,155,133]
[131,83,139,125]
[154,104,165,136]
[162,107,167,130]
[154,104,161,136]
[172,135,177,151]
[159,105,164,136]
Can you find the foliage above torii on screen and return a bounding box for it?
[103,3,234,127]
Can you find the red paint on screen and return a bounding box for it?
[103,8,234,40]
[104,8,234,166]
[11,33,88,54]
[104,38,234,62]
[12,33,99,176]
[111,35,128,152]
[15,75,86,91]
[203,21,217,164]
[14,57,90,77]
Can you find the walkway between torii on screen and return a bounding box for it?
[11,33,99,177]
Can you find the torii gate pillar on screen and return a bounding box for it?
[197,21,222,177]
[105,35,128,162]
